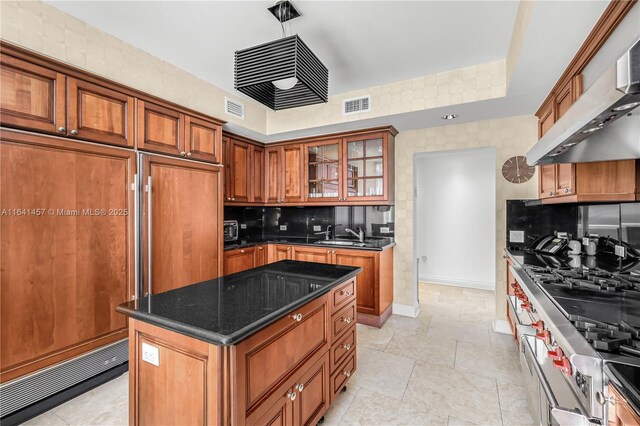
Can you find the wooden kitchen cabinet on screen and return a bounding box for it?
[343,132,394,203]
[306,139,342,202]
[141,154,223,295]
[293,246,335,264]
[137,100,183,156]
[224,247,257,275]
[185,115,222,164]
[0,53,66,135]
[226,138,251,203]
[265,146,283,204]
[505,258,518,346]
[541,160,640,204]
[255,244,268,267]
[251,145,265,203]
[269,244,294,262]
[282,144,305,203]
[0,129,135,382]
[608,384,640,426]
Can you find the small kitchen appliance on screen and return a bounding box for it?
[223,220,239,242]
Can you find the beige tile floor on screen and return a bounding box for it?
[25,283,533,426]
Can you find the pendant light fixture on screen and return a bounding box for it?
[234,1,329,110]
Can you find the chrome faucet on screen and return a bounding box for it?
[314,224,332,240]
[345,227,365,242]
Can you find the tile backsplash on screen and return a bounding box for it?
[224,205,395,239]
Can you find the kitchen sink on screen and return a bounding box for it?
[314,240,367,247]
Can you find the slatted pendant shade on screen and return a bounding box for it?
[234,35,329,110]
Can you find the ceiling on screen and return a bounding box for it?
[46,0,520,96]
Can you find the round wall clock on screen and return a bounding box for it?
[502,156,535,184]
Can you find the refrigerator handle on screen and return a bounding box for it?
[133,174,139,301]
[146,175,152,297]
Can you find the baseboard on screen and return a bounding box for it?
[493,319,513,335]
[392,303,420,318]
[420,274,495,291]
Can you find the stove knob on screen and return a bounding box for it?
[553,356,572,375]
[531,320,544,331]
[535,330,550,344]
[522,301,532,312]
[547,347,564,359]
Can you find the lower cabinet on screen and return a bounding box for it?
[608,384,640,426]
[292,246,334,264]
[256,244,268,267]
[269,244,294,262]
[505,258,518,346]
[224,247,256,275]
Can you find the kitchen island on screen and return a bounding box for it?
[117,260,361,426]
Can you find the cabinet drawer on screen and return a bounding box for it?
[330,325,355,374]
[331,279,355,313]
[330,350,356,403]
[331,302,356,343]
[235,294,329,413]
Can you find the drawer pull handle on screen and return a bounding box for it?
[295,383,304,392]
[342,370,351,378]
[57,126,66,133]
[240,249,245,253]
[292,313,302,322]
[70,129,79,136]
[341,317,353,324]
[342,343,352,351]
[287,391,296,401]
[340,290,353,297]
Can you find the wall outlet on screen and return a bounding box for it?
[141,342,159,366]
[313,225,321,231]
[240,223,247,229]
[615,245,626,258]
[380,227,390,234]
[509,230,525,243]
[279,225,287,231]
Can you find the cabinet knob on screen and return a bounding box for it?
[342,370,351,378]
[287,391,296,401]
[258,247,263,250]
[565,187,570,193]
[186,152,192,157]
[342,343,352,351]
[180,151,186,156]
[70,129,79,136]
[57,126,66,133]
[333,250,336,254]
[240,249,245,253]
[287,247,291,251]
[295,383,304,392]
[341,317,353,324]
[291,313,302,322]
[549,192,554,197]
[340,290,353,297]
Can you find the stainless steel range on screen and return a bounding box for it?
[507,249,640,425]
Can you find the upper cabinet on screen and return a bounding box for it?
[1,46,223,161]
[224,135,264,204]
[222,128,396,206]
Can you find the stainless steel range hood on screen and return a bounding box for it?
[527,39,640,165]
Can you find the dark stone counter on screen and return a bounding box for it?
[116,260,361,346]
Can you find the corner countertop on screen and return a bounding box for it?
[116,260,361,346]
[224,235,396,252]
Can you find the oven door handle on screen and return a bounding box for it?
[520,336,598,426]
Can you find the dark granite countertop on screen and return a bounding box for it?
[605,362,640,416]
[116,260,361,346]
[224,235,395,251]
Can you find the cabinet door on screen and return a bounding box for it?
[293,246,334,264]
[67,77,135,147]
[555,76,582,121]
[265,147,282,203]
[184,115,222,164]
[251,391,294,426]
[306,139,342,202]
[0,130,134,382]
[228,138,251,203]
[343,133,388,202]
[0,53,66,135]
[555,163,575,196]
[538,164,557,199]
[251,145,265,203]
[142,155,222,295]
[255,244,267,266]
[576,160,637,198]
[269,244,293,263]
[282,144,305,203]
[538,100,555,138]
[333,250,378,315]
[137,100,184,157]
[224,247,256,275]
[293,353,330,426]
[222,136,231,201]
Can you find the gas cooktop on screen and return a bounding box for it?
[522,263,640,359]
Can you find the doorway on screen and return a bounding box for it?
[414,147,496,293]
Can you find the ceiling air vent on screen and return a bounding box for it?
[225,97,245,119]
[343,96,371,115]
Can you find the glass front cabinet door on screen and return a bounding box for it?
[306,139,342,201]
[343,132,388,202]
